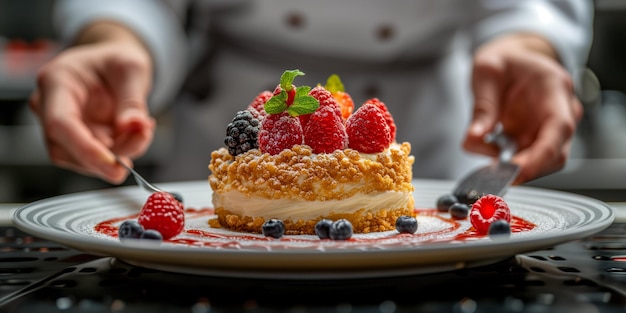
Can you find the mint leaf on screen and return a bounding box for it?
[325,74,344,93]
[288,95,319,116]
[280,69,305,91]
[296,85,311,98]
[264,92,288,114]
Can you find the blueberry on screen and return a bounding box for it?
[169,192,184,204]
[395,215,418,234]
[118,220,144,239]
[454,190,481,206]
[449,203,470,220]
[488,220,511,240]
[140,229,163,241]
[315,219,333,239]
[436,194,458,212]
[329,219,353,240]
[262,219,285,239]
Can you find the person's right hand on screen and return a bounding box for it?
[29,22,155,184]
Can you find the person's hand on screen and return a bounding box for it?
[464,33,583,184]
[29,22,155,184]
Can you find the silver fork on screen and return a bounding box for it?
[115,155,184,203]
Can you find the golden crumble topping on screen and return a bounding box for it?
[208,143,415,234]
[208,143,414,201]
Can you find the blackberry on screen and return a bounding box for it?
[224,110,260,156]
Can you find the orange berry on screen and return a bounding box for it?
[332,91,354,121]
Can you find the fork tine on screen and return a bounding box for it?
[114,155,184,203]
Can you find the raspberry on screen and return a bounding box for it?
[469,194,511,235]
[300,86,342,129]
[303,105,347,153]
[258,112,304,155]
[345,103,392,153]
[309,86,342,112]
[224,110,261,156]
[298,114,311,130]
[363,98,396,141]
[247,90,272,119]
[137,192,185,240]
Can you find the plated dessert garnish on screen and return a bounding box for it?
[108,70,511,240]
[22,177,610,278]
[109,71,518,243]
[209,70,415,235]
[117,191,185,241]
[105,192,525,243]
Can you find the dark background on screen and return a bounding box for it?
[0,0,624,203]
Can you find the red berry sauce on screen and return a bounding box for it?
[94,206,535,250]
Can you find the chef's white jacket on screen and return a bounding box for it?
[54,0,593,182]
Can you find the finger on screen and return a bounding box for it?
[116,154,134,167]
[463,62,504,157]
[105,56,151,126]
[38,75,127,183]
[47,142,128,184]
[569,94,584,124]
[91,124,115,149]
[510,94,577,184]
[103,56,154,157]
[114,116,155,157]
[28,90,41,116]
[511,128,569,185]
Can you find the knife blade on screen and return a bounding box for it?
[453,124,520,205]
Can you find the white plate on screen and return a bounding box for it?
[12,179,614,279]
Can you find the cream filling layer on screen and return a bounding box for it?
[212,190,413,221]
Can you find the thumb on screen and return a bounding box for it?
[464,71,501,156]
[104,56,155,157]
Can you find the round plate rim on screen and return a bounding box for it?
[11,179,615,279]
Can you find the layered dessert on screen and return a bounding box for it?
[208,70,415,235]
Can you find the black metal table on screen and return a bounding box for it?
[1,224,626,313]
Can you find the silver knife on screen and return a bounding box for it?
[452,124,520,205]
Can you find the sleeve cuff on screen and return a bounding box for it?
[470,1,593,79]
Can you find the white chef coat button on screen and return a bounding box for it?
[285,12,306,29]
[363,84,381,99]
[376,24,394,41]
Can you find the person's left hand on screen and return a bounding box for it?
[463,32,583,184]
